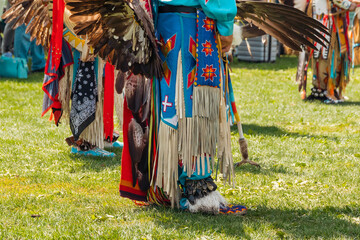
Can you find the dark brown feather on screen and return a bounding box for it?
[125,73,145,114]
[236,1,330,50]
[296,50,309,92]
[66,0,163,78]
[115,71,126,94]
[241,24,265,38]
[128,119,148,187]
[2,0,51,48]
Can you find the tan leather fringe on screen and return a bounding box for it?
[58,65,73,122]
[155,122,179,208]
[187,86,220,176]
[193,86,220,154]
[174,50,219,177]
[218,95,235,187]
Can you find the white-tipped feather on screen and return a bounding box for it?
[294,0,307,12]
[232,23,243,47]
[355,7,360,18]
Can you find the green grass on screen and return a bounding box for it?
[1,56,360,239]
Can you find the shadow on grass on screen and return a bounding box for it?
[304,98,360,106]
[233,161,295,177]
[231,124,339,142]
[137,206,250,238]
[330,101,360,107]
[141,204,359,239]
[69,148,122,172]
[248,205,360,239]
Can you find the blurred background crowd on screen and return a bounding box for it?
[0,0,45,73]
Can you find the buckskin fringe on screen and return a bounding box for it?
[155,122,179,208]
[191,86,220,175]
[173,49,220,177]
[218,95,235,187]
[174,51,195,176]
[173,51,219,177]
[80,59,105,148]
[178,117,214,177]
[58,65,73,122]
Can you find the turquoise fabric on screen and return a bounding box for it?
[157,0,236,36]
[178,156,212,186]
[71,147,115,157]
[0,56,28,79]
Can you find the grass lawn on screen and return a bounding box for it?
[1,56,360,239]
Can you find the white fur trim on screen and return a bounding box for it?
[186,191,227,214]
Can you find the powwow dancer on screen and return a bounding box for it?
[2,4,123,157]
[352,8,360,66]
[147,0,240,213]
[65,0,329,214]
[296,0,357,103]
[3,0,330,214]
